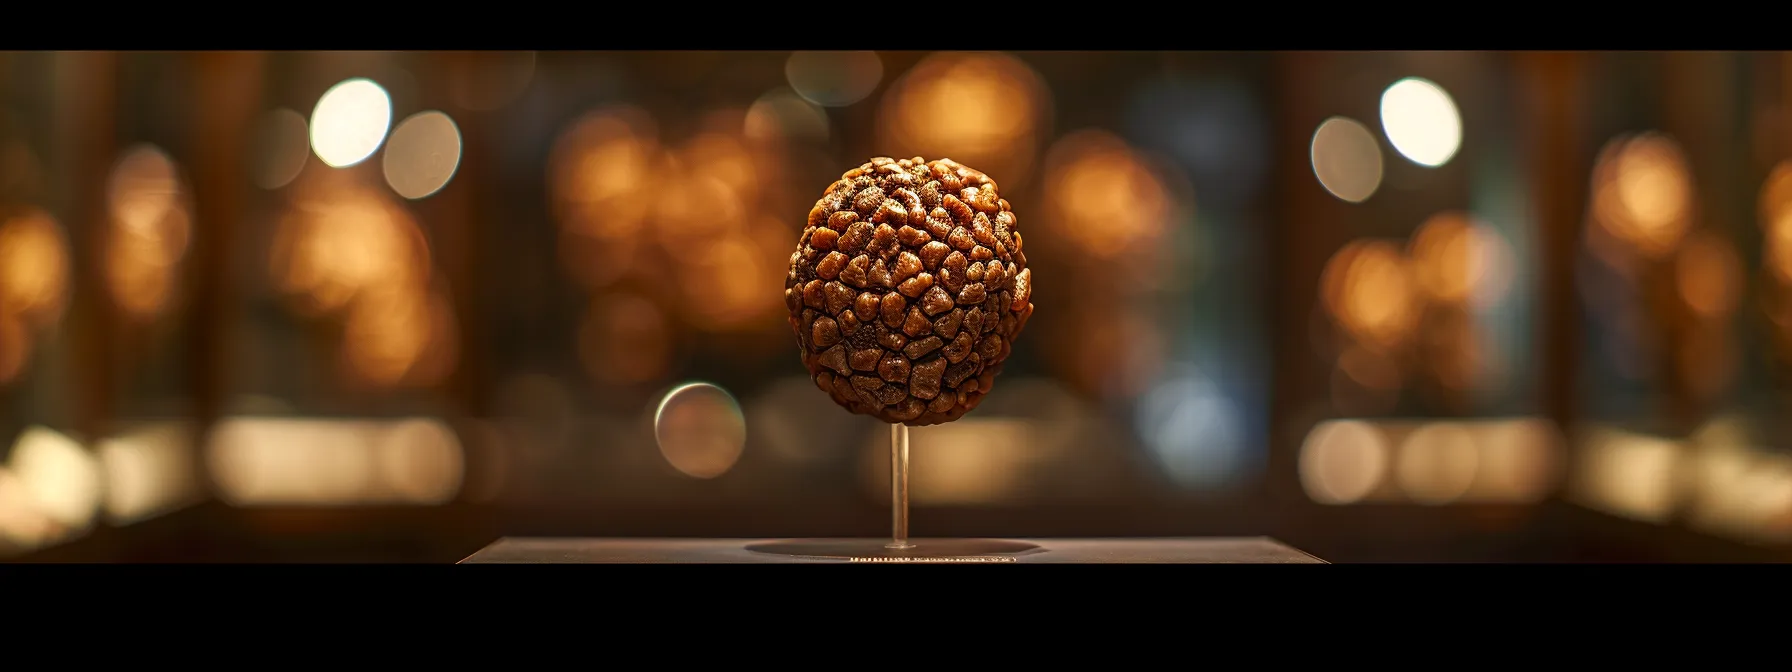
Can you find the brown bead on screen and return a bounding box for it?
[897,226,931,247]
[839,222,873,255]
[880,292,907,329]
[943,331,975,364]
[962,307,983,337]
[910,357,948,400]
[897,272,933,298]
[928,392,957,413]
[879,354,911,383]
[849,347,881,372]
[817,252,847,280]
[853,187,885,216]
[812,316,840,349]
[904,336,943,360]
[893,252,923,283]
[824,281,855,315]
[933,308,964,339]
[958,282,986,305]
[919,241,951,271]
[947,226,975,251]
[818,345,849,375]
[840,255,870,288]
[788,157,1033,426]
[878,329,907,351]
[853,292,881,323]
[921,285,955,315]
[902,306,933,337]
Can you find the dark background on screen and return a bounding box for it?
[2,50,1789,563]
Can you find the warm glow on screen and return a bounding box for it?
[8,426,102,531]
[1043,129,1171,261]
[309,78,393,168]
[0,208,70,327]
[548,107,661,290]
[1408,212,1514,308]
[97,422,201,525]
[1378,77,1462,168]
[383,110,463,200]
[1310,116,1383,203]
[1299,420,1389,504]
[0,313,28,385]
[1395,422,1478,504]
[1573,427,1683,523]
[207,417,465,506]
[1321,240,1416,349]
[1592,133,1693,258]
[877,52,1047,188]
[654,382,747,479]
[104,144,192,320]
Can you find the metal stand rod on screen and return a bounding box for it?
[886,423,914,550]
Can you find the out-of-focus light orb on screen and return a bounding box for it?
[1408,212,1515,309]
[9,426,102,530]
[253,108,311,190]
[1395,422,1478,504]
[1378,77,1462,168]
[1299,419,1389,504]
[1320,239,1417,349]
[309,78,393,168]
[877,52,1048,189]
[382,111,463,200]
[1136,371,1245,489]
[653,382,747,479]
[377,419,465,504]
[0,208,70,327]
[1310,116,1383,203]
[1591,133,1692,259]
[104,144,192,320]
[1043,129,1171,261]
[745,88,830,144]
[784,51,883,108]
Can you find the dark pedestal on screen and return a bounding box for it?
[459,537,1326,564]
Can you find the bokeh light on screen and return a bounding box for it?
[104,144,192,320]
[784,51,883,108]
[1299,419,1389,505]
[1378,77,1462,168]
[877,52,1048,189]
[1395,422,1478,504]
[1407,212,1514,309]
[0,206,68,345]
[9,426,101,531]
[1310,116,1383,203]
[1590,133,1693,259]
[382,110,463,200]
[309,78,393,168]
[1320,239,1416,349]
[1041,129,1172,261]
[252,108,311,190]
[653,382,747,479]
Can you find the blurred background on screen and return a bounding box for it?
[2,50,1789,563]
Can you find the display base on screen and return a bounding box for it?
[744,538,1041,562]
[459,537,1325,564]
